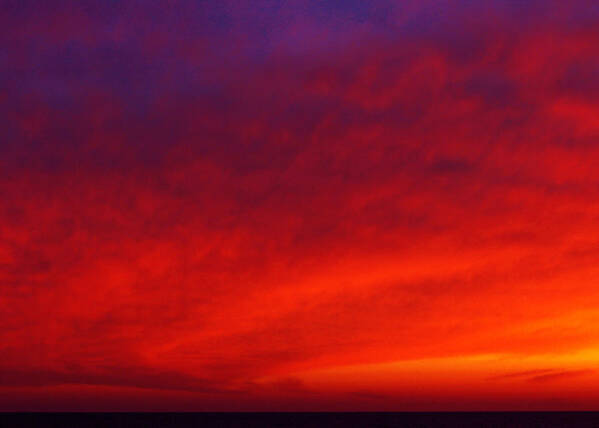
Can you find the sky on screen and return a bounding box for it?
[1,0,599,411]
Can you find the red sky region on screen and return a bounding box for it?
[2,0,599,411]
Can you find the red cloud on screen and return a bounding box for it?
[2,0,599,411]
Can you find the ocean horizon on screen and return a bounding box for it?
[2,412,599,427]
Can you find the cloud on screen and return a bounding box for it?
[1,0,599,410]
[529,370,595,383]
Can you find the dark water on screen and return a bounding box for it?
[2,412,599,427]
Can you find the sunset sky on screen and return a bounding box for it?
[2,0,599,411]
